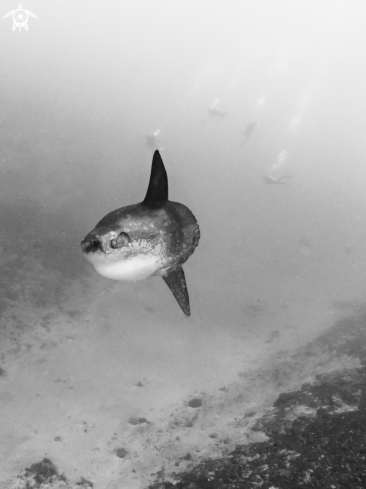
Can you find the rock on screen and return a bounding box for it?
[115,448,128,458]
[188,398,203,408]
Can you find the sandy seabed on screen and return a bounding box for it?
[0,267,363,489]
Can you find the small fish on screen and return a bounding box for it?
[242,119,257,144]
[208,107,228,118]
[81,151,200,316]
[263,175,291,185]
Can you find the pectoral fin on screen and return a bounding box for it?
[162,266,190,316]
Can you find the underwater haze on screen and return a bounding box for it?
[0,1,366,488]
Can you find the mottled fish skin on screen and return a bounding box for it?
[81,151,200,316]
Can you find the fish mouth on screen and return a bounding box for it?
[80,237,105,254]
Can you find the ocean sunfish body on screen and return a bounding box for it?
[80,150,200,316]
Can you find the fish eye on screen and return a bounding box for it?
[110,231,130,249]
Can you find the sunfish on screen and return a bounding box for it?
[80,150,200,316]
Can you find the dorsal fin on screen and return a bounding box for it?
[143,150,168,207]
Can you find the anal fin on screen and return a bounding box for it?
[162,266,190,316]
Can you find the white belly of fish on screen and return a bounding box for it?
[89,254,164,281]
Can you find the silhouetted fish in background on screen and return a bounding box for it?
[263,175,291,185]
[242,119,257,145]
[81,150,200,316]
[208,107,228,118]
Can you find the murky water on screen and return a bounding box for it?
[0,1,365,487]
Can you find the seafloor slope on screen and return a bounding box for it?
[149,313,366,488]
[2,299,366,488]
